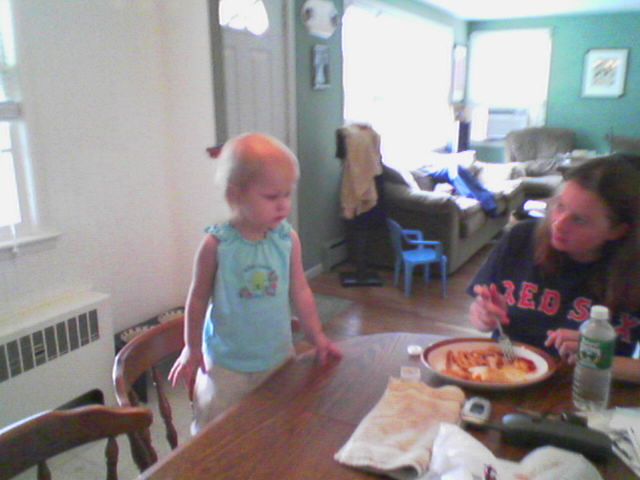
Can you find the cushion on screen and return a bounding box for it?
[383,164,420,190]
[492,193,508,216]
[474,161,525,184]
[410,169,435,191]
[523,157,562,176]
[454,197,484,238]
[443,150,477,170]
[434,182,454,194]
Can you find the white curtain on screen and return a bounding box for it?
[342,1,454,169]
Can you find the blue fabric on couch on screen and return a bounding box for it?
[418,164,497,216]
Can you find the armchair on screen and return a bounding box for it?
[606,134,640,155]
[504,126,576,205]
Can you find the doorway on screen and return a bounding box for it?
[213,0,297,225]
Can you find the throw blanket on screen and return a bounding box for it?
[338,124,383,219]
[421,164,497,216]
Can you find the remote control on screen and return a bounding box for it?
[498,412,612,462]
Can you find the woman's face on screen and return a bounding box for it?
[549,180,628,262]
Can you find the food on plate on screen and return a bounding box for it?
[443,346,536,383]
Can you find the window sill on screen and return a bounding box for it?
[0,230,61,261]
[470,139,505,147]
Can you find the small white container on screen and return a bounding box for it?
[400,366,421,382]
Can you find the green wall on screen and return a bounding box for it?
[469,13,640,153]
[295,0,464,270]
[295,0,345,270]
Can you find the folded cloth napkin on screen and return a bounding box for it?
[334,377,465,479]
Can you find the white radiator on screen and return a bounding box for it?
[0,291,115,429]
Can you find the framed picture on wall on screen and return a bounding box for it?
[582,48,629,98]
[312,44,330,90]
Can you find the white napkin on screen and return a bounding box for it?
[422,423,603,480]
[334,377,465,479]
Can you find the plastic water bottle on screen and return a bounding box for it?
[572,305,615,411]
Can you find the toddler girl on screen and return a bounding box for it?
[168,133,342,433]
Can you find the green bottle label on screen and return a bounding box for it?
[577,335,614,369]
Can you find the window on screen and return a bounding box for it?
[0,0,55,254]
[219,0,269,35]
[342,1,454,169]
[467,28,552,140]
[0,0,22,237]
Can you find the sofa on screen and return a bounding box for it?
[358,151,524,275]
[503,127,576,203]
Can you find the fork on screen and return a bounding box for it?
[481,284,515,362]
[495,320,516,362]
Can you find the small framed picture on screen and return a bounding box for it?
[582,48,629,98]
[312,44,330,90]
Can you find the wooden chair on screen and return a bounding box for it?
[112,315,186,466]
[0,405,153,480]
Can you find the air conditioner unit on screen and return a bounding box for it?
[486,109,529,139]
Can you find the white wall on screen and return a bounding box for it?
[0,0,225,332]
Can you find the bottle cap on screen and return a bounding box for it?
[590,305,609,320]
[400,366,421,382]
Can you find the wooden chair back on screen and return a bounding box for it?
[0,405,152,480]
[112,315,185,463]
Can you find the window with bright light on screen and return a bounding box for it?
[0,123,21,228]
[342,1,454,169]
[467,28,552,140]
[0,0,52,253]
[0,0,23,238]
[219,0,269,36]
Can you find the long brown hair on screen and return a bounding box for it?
[534,154,640,312]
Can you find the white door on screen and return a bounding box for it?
[221,0,290,144]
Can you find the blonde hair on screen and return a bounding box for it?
[215,133,299,196]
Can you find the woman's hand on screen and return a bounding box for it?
[469,284,509,331]
[545,328,580,363]
[168,346,206,399]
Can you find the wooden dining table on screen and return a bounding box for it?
[138,332,639,479]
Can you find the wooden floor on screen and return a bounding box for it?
[308,244,493,342]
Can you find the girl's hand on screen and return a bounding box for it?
[168,346,205,399]
[313,334,342,366]
[469,284,509,331]
[545,328,580,363]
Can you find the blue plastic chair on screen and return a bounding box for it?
[386,218,447,298]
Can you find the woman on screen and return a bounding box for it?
[468,154,640,383]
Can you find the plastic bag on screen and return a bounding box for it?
[422,423,603,480]
[422,423,508,480]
